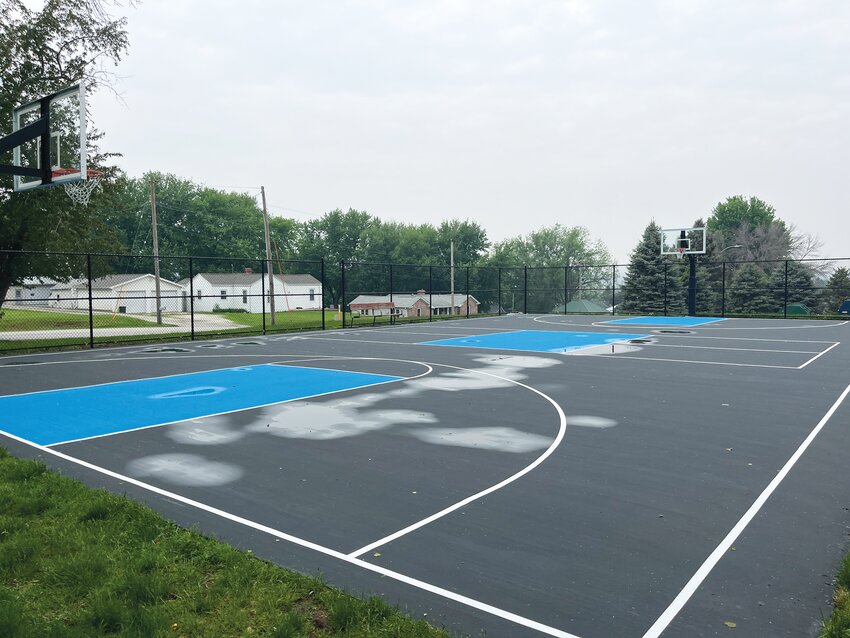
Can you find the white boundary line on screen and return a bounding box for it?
[0,430,580,638]
[797,341,841,369]
[589,354,800,369]
[0,356,578,638]
[636,343,823,354]
[599,317,727,327]
[531,314,849,331]
[348,365,567,557]
[642,381,850,638]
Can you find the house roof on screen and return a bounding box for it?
[349,293,479,309]
[195,273,321,286]
[15,277,59,287]
[52,273,181,290]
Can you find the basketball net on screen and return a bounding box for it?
[53,168,103,207]
[674,247,687,260]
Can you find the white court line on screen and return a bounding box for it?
[0,431,579,638]
[349,366,567,558]
[532,315,850,332]
[42,363,433,448]
[797,341,841,369]
[638,343,822,354]
[590,354,800,369]
[642,381,850,638]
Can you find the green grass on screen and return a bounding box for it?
[0,308,166,331]
[210,309,342,331]
[0,447,448,637]
[821,553,850,637]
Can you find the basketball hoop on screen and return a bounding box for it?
[673,247,687,260]
[53,168,103,206]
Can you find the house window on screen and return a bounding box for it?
[197,289,202,300]
[309,288,315,301]
[15,289,21,299]
[417,308,421,317]
[242,290,248,304]
[220,290,227,299]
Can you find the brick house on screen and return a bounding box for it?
[349,289,479,318]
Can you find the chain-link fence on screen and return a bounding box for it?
[2,250,849,352]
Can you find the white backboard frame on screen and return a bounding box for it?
[661,227,707,256]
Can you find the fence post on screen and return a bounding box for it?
[86,254,94,349]
[340,261,346,328]
[466,266,470,318]
[784,259,789,319]
[523,266,528,314]
[389,263,393,324]
[564,266,568,314]
[320,258,326,331]
[663,261,669,316]
[188,257,195,340]
[498,267,502,315]
[611,265,616,315]
[429,265,433,322]
[261,258,266,334]
[721,261,726,317]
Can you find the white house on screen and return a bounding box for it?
[4,277,58,307]
[185,272,323,313]
[50,274,184,314]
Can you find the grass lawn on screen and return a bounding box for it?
[821,554,850,637]
[0,308,167,331]
[210,309,342,332]
[0,447,447,638]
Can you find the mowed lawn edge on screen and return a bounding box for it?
[821,554,850,637]
[0,448,449,638]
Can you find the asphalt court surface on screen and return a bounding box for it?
[1,314,849,638]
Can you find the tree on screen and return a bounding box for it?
[0,0,130,306]
[768,261,819,311]
[620,222,686,315]
[485,225,611,313]
[707,196,783,241]
[822,267,850,314]
[728,263,773,315]
[435,220,490,266]
[296,208,375,305]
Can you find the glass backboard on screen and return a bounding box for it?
[12,81,86,192]
[661,227,706,256]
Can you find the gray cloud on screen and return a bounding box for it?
[89,1,849,262]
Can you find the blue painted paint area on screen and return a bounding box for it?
[421,330,649,354]
[0,365,401,446]
[601,316,726,327]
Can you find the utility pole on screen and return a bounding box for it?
[149,175,162,324]
[261,186,276,325]
[450,240,455,315]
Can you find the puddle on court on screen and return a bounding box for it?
[409,426,552,453]
[127,453,243,486]
[139,346,193,353]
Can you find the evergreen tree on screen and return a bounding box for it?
[768,261,818,311]
[728,263,773,315]
[822,267,850,313]
[620,222,686,315]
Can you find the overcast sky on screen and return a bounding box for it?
[85,0,849,263]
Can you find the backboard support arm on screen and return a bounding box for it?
[0,96,52,182]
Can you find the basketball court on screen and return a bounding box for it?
[1,314,848,638]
